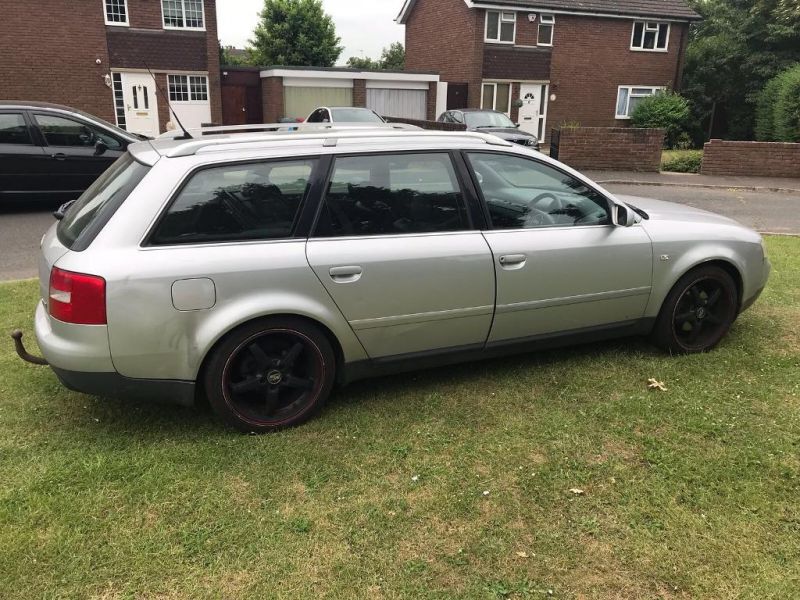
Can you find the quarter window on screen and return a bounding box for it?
[485,11,515,43]
[150,159,317,245]
[162,0,204,29]
[538,14,555,46]
[33,114,122,149]
[467,152,610,229]
[0,113,33,145]
[631,21,669,51]
[104,0,128,25]
[314,153,468,237]
[615,86,665,118]
[168,75,208,102]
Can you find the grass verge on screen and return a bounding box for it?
[0,237,798,599]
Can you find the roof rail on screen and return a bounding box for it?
[157,126,512,158]
[157,122,413,139]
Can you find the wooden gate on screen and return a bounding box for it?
[221,68,263,125]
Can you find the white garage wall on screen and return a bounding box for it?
[284,87,354,121]
[367,89,427,120]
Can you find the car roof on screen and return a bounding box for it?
[130,123,514,164]
[0,100,140,142]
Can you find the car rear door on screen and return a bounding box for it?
[0,110,49,202]
[32,112,124,201]
[306,150,495,358]
[466,151,653,344]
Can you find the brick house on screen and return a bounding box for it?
[398,0,700,141]
[0,0,222,137]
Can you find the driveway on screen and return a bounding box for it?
[1,185,798,281]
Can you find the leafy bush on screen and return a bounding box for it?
[630,91,690,149]
[661,150,703,173]
[755,64,800,142]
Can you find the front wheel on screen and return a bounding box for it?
[203,317,336,432]
[651,265,739,354]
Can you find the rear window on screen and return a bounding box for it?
[57,153,150,250]
[330,108,383,123]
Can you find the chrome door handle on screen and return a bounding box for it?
[329,265,362,283]
[499,254,526,265]
[51,153,67,161]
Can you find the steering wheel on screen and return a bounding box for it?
[530,192,561,213]
[525,206,555,226]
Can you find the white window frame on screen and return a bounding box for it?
[168,74,209,103]
[161,0,205,31]
[537,13,555,47]
[481,82,512,115]
[615,85,666,119]
[103,0,129,26]
[485,10,516,44]
[630,21,669,52]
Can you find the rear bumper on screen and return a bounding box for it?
[50,367,196,406]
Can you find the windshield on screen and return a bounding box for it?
[330,108,384,123]
[465,111,516,129]
[57,153,150,249]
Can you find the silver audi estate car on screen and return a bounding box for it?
[22,125,770,432]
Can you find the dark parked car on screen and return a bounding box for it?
[0,101,144,204]
[438,109,539,150]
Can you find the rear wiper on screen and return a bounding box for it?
[53,199,77,221]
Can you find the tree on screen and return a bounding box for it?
[219,42,253,66]
[345,43,405,71]
[630,91,691,148]
[249,0,342,67]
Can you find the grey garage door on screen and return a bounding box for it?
[367,89,427,120]
[284,87,353,121]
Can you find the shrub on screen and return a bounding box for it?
[755,64,800,142]
[661,150,703,173]
[630,91,690,149]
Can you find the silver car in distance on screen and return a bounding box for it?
[29,124,771,432]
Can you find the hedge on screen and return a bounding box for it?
[755,64,800,142]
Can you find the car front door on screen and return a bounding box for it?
[306,151,495,358]
[32,112,125,200]
[0,110,50,202]
[466,151,653,344]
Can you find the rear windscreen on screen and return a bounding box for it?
[57,153,150,250]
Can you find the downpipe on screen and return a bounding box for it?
[10,330,48,365]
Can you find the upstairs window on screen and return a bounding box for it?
[485,11,515,43]
[168,75,208,102]
[538,14,555,46]
[631,21,669,51]
[616,86,666,119]
[162,0,204,30]
[104,0,128,25]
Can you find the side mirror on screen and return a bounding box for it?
[93,140,108,156]
[614,204,638,227]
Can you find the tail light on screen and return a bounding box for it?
[49,267,107,325]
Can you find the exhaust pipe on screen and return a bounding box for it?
[10,330,48,365]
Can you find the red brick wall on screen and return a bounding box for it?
[384,117,466,131]
[427,81,438,120]
[353,80,367,107]
[203,0,223,126]
[405,0,484,109]
[262,77,284,123]
[554,127,665,171]
[126,0,165,29]
[548,16,687,129]
[0,0,114,122]
[701,140,800,178]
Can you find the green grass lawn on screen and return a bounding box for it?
[1,238,798,599]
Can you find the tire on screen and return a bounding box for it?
[203,317,336,432]
[651,264,739,354]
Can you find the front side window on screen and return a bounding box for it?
[168,75,208,102]
[0,113,32,145]
[306,109,330,123]
[481,83,511,114]
[34,114,123,149]
[150,159,317,245]
[162,0,204,29]
[485,11,515,43]
[104,0,128,25]
[467,152,610,229]
[631,21,669,51]
[538,14,555,46]
[615,86,665,119]
[314,153,468,237]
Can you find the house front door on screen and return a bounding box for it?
[518,84,549,141]
[120,72,160,138]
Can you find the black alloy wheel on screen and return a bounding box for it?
[204,318,335,432]
[652,265,738,354]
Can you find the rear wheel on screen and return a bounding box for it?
[204,317,335,432]
[651,265,738,354]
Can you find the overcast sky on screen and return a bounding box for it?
[217,0,406,64]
